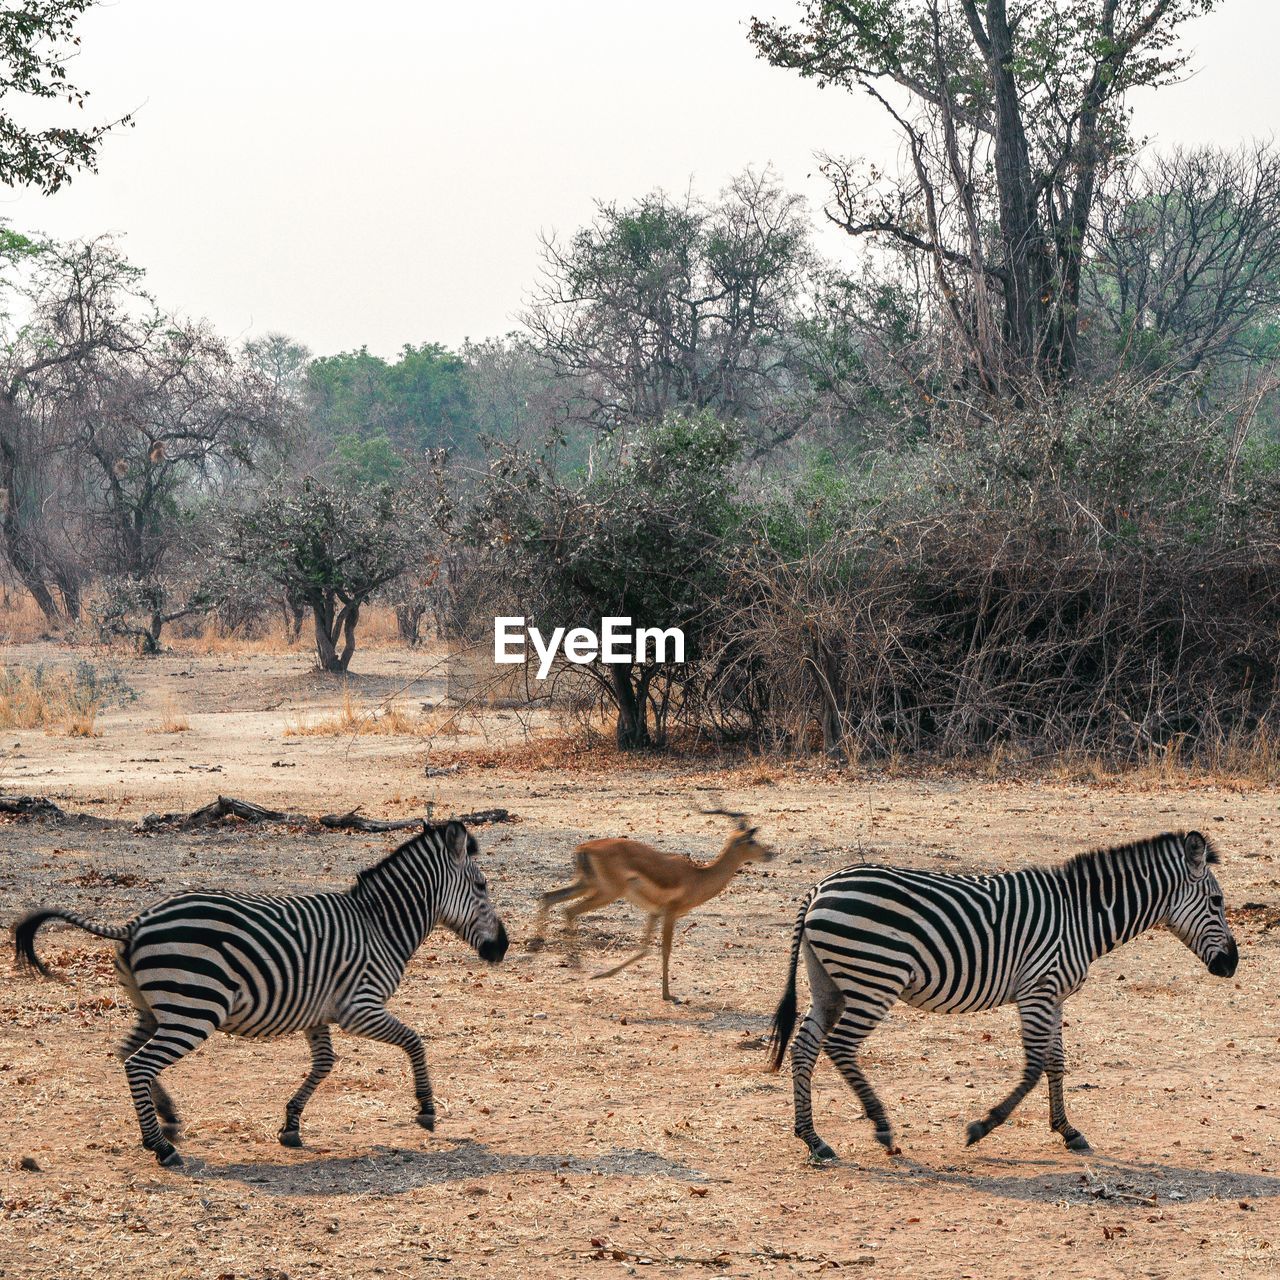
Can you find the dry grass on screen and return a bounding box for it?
[0,665,111,737]
[151,697,190,734]
[169,605,410,656]
[0,591,52,644]
[285,686,438,738]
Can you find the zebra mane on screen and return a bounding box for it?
[1058,831,1220,877]
[353,821,465,894]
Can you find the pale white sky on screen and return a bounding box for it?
[1,0,1275,357]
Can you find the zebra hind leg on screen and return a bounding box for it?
[280,1025,337,1148]
[124,1023,211,1167]
[117,1015,183,1142]
[790,945,844,1162]
[966,995,1054,1148]
[340,1005,437,1132]
[824,995,901,1155]
[1046,1008,1090,1152]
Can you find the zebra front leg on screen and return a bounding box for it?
[791,947,844,1162]
[966,996,1054,1148]
[280,1026,337,1148]
[124,1024,210,1167]
[340,1005,437,1132]
[1046,1007,1090,1152]
[117,1015,182,1142]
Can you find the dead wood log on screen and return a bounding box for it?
[137,796,514,833]
[0,795,67,820]
[317,808,425,833]
[137,795,310,832]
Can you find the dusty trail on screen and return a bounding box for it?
[1,644,1277,1277]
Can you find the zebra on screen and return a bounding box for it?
[14,818,509,1168]
[768,831,1238,1161]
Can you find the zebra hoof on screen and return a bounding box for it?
[279,1128,303,1149]
[416,1112,436,1133]
[1064,1133,1092,1153]
[805,1140,837,1163]
[965,1120,988,1147]
[153,1141,183,1168]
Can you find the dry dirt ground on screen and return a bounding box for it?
[1,642,1279,1279]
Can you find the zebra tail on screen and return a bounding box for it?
[13,908,129,980]
[768,890,814,1072]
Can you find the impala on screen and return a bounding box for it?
[531,809,774,1001]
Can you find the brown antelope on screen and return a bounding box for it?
[530,809,775,1001]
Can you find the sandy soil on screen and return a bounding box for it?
[1,643,1278,1278]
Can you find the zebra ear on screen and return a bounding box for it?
[1184,832,1208,878]
[443,820,469,859]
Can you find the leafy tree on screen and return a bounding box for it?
[330,432,404,486]
[0,0,132,192]
[221,478,433,672]
[750,0,1221,387]
[305,343,474,453]
[471,413,741,748]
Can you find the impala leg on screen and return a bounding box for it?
[966,995,1055,1147]
[593,914,657,979]
[660,913,678,1002]
[562,888,614,970]
[279,1025,337,1148]
[530,879,588,951]
[790,945,844,1161]
[1045,1006,1090,1152]
[339,1005,436,1131]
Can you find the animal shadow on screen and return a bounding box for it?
[176,1138,705,1196]
[857,1150,1280,1206]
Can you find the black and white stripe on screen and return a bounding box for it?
[14,819,509,1167]
[769,831,1238,1160]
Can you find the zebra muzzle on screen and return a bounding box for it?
[478,923,509,964]
[1207,941,1239,978]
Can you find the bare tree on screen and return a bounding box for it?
[0,237,149,622]
[76,324,288,648]
[1084,142,1280,380]
[524,169,812,443]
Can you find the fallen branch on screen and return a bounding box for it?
[317,807,425,833]
[138,795,308,832]
[1,792,513,834]
[137,796,515,833]
[0,795,115,828]
[0,795,67,820]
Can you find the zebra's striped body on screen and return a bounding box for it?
[15,819,508,1167]
[770,832,1238,1160]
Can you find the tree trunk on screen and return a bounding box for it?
[609,663,651,750]
[395,602,425,646]
[312,596,344,673]
[311,593,360,673]
[812,641,848,763]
